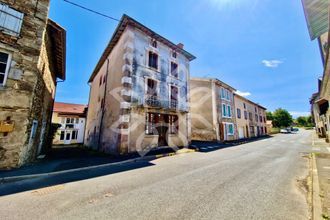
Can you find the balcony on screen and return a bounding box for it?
[145,95,161,108]
[169,100,178,110]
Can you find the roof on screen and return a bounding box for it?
[190,77,236,91]
[53,102,87,116]
[88,14,196,83]
[47,19,66,80]
[302,0,329,40]
[234,93,267,110]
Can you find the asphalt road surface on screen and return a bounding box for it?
[0,130,312,220]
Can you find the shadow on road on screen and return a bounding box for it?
[0,159,155,196]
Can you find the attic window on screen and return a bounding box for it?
[151,39,157,48]
[0,3,24,37]
[172,51,177,58]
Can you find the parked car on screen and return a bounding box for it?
[291,127,299,132]
[280,128,291,133]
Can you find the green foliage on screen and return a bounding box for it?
[50,123,61,140]
[272,108,293,128]
[266,111,273,120]
[296,115,314,127]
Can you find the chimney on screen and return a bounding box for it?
[177,43,184,49]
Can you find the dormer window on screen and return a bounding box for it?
[151,39,157,48]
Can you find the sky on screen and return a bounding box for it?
[49,0,323,118]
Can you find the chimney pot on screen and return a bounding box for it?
[177,43,184,49]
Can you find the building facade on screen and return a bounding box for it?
[84,14,195,155]
[303,0,330,142]
[234,94,267,139]
[52,102,87,145]
[0,1,66,168]
[190,78,237,142]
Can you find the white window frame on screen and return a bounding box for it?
[169,60,179,78]
[169,84,180,107]
[226,123,235,135]
[0,51,11,87]
[144,77,160,97]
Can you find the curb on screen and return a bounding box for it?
[0,149,196,184]
[311,153,323,220]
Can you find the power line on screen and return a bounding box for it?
[63,0,120,22]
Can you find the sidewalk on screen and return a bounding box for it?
[0,146,193,182]
[311,132,330,219]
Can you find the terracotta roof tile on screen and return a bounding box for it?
[53,102,87,115]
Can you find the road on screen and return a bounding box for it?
[0,130,312,220]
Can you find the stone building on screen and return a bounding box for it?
[303,0,330,142]
[52,102,87,145]
[84,14,195,155]
[0,1,66,168]
[190,78,237,141]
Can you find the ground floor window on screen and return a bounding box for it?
[72,130,78,140]
[167,115,179,134]
[145,113,179,135]
[60,131,65,140]
[225,123,234,135]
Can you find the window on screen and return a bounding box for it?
[168,115,179,134]
[237,108,241,119]
[170,85,178,109]
[75,118,79,124]
[66,132,71,140]
[148,51,158,69]
[243,103,246,109]
[227,105,232,117]
[244,111,248,120]
[255,107,257,112]
[249,112,253,121]
[220,88,231,101]
[259,116,263,123]
[170,62,178,78]
[226,123,234,135]
[72,130,78,140]
[0,4,24,37]
[60,131,65,140]
[172,51,177,58]
[99,75,102,86]
[151,40,157,48]
[264,117,266,123]
[255,114,258,122]
[146,78,158,96]
[222,104,227,117]
[0,52,10,86]
[146,113,159,135]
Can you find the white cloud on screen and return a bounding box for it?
[262,60,283,68]
[235,90,251,97]
[289,111,310,118]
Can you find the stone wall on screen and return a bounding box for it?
[0,0,53,168]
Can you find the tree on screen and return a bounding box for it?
[272,108,293,128]
[266,111,273,120]
[296,116,308,127]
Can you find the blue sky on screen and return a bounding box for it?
[49,0,323,117]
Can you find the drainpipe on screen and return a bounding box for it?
[98,58,110,150]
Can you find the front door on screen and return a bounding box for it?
[64,131,71,144]
[157,114,169,147]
